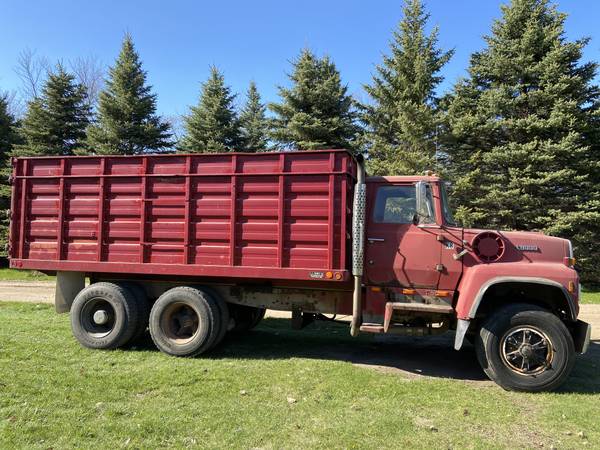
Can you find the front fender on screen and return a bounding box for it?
[454,263,578,321]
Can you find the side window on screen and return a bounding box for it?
[373,186,417,223]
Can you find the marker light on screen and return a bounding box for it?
[564,257,576,267]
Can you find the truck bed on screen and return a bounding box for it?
[9,150,356,283]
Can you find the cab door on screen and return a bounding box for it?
[364,181,441,288]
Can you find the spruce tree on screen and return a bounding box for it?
[444,0,600,284]
[0,94,22,256]
[0,95,20,158]
[363,0,452,176]
[87,34,172,154]
[239,81,269,151]
[269,49,359,151]
[179,66,240,153]
[13,64,90,157]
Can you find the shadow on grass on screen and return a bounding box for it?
[130,318,600,392]
[557,340,600,394]
[131,318,488,382]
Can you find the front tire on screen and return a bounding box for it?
[475,303,575,392]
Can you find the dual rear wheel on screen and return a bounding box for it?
[70,282,146,349]
[149,286,228,357]
[70,283,265,356]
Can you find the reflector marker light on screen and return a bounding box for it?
[402,288,416,295]
[564,257,576,267]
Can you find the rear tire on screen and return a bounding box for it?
[198,287,230,349]
[475,303,575,392]
[70,282,140,350]
[229,304,266,334]
[149,286,221,357]
[119,282,150,344]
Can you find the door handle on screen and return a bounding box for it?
[368,237,385,242]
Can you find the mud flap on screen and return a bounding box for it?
[55,271,85,313]
[572,320,591,354]
[454,318,470,350]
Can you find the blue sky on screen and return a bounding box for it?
[1,0,599,118]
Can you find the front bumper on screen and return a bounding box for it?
[572,320,592,354]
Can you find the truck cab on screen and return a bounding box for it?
[360,173,590,391]
[364,175,462,291]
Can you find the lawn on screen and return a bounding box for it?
[582,288,600,304]
[0,269,51,281]
[0,303,598,449]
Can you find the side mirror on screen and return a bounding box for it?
[415,181,432,224]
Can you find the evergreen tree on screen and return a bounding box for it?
[363,0,453,175]
[0,94,22,256]
[444,0,600,284]
[13,64,90,157]
[269,49,359,151]
[87,34,172,154]
[0,95,20,158]
[179,66,240,153]
[239,81,269,151]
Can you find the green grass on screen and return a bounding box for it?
[0,303,599,449]
[0,269,51,281]
[581,288,600,304]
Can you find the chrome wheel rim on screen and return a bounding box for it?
[160,302,200,344]
[500,326,554,375]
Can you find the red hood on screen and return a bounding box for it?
[458,228,571,266]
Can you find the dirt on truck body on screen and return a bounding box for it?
[8,149,591,391]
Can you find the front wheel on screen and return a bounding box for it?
[475,303,575,392]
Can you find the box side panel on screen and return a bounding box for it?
[10,150,356,281]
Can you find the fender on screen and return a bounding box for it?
[453,263,578,350]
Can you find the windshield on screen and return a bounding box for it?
[440,183,457,226]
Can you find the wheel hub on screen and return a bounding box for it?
[501,326,554,375]
[93,309,109,325]
[80,298,116,338]
[161,302,200,344]
[520,343,534,358]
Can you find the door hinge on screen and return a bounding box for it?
[435,264,445,272]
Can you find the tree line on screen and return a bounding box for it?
[1,0,599,285]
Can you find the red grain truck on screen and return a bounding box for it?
[8,149,591,391]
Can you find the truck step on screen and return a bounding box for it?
[359,303,454,335]
[384,302,453,333]
[359,323,385,333]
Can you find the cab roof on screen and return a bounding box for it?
[366,175,442,183]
